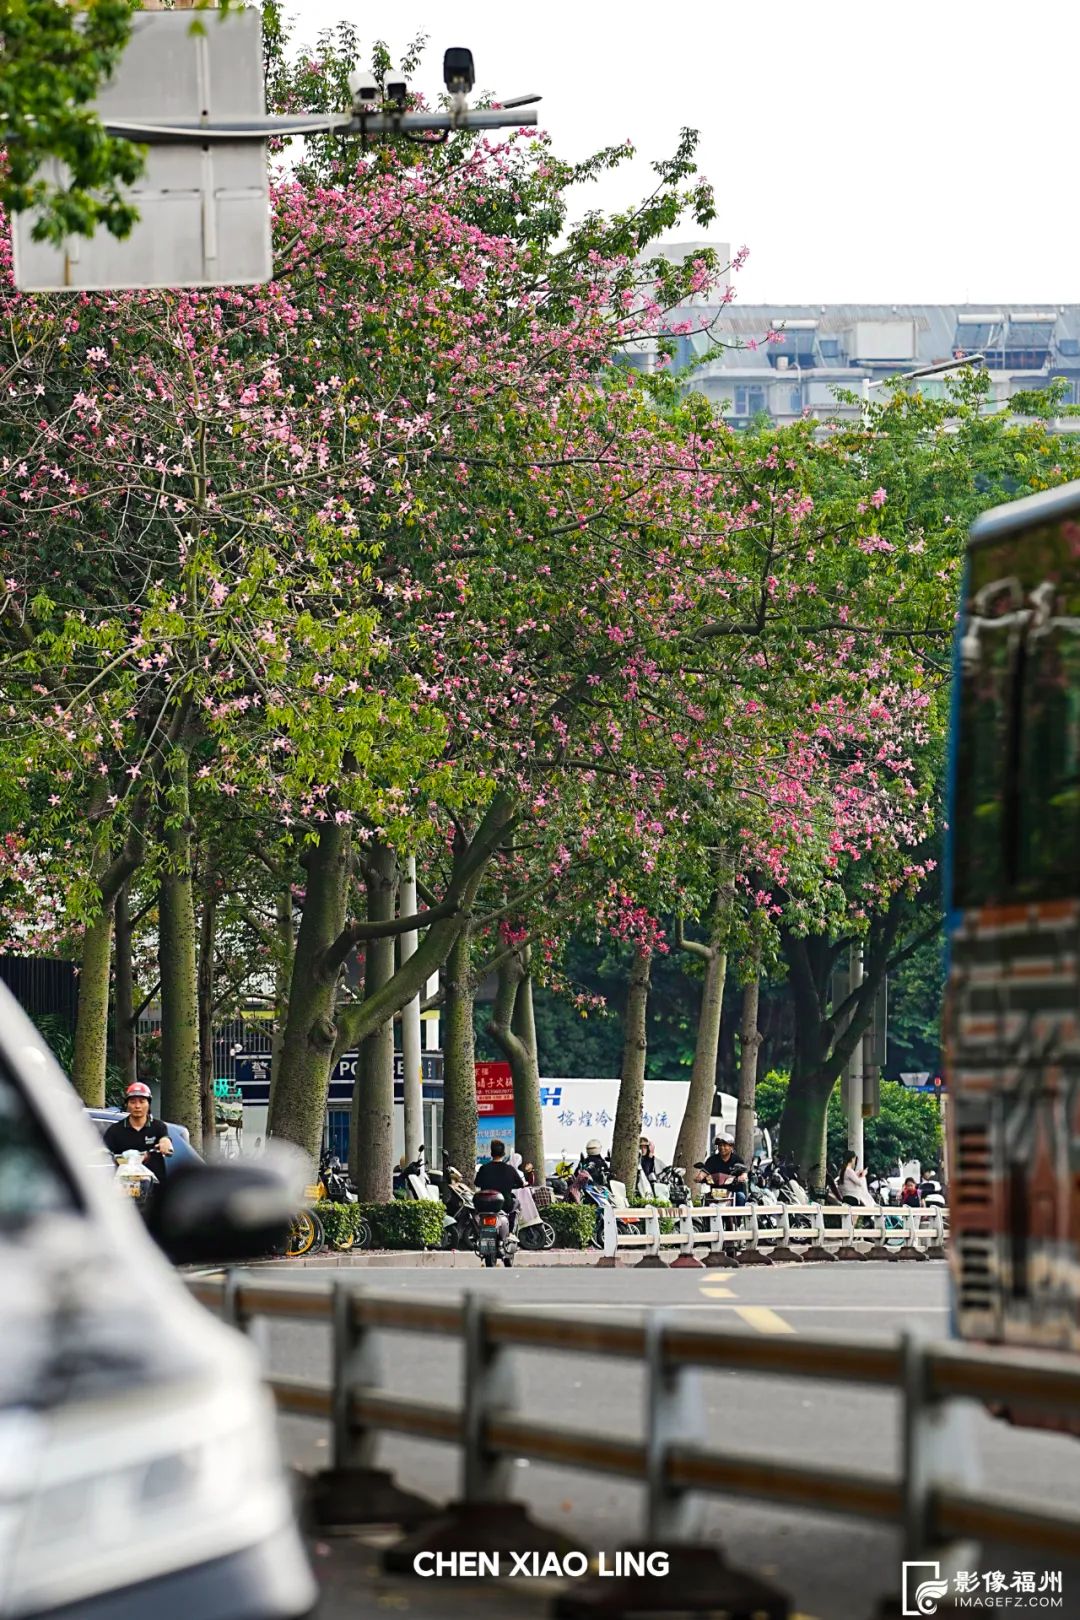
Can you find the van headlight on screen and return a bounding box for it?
[5,1372,296,1614]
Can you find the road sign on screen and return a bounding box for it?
[476,1060,515,1117]
[12,10,272,292]
[898,1072,945,1093]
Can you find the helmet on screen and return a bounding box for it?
[585,1139,602,1156]
[125,1082,152,1100]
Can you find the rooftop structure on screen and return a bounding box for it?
[634,300,1080,427]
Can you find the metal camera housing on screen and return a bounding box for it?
[385,79,408,109]
[348,69,379,109]
[443,47,475,95]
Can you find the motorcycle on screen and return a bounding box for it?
[438,1161,477,1250]
[113,1149,157,1211]
[654,1163,692,1207]
[312,1152,369,1251]
[918,1177,946,1209]
[398,1145,439,1202]
[470,1188,519,1267]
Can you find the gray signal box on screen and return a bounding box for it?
[12,9,272,292]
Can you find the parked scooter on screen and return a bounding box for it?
[439,1161,478,1250]
[918,1175,947,1209]
[654,1163,693,1207]
[398,1145,439,1201]
[319,1151,358,1205]
[515,1184,555,1250]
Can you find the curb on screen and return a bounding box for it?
[254,1247,947,1269]
[265,1248,601,1268]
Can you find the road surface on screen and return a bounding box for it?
[251,1261,1080,1619]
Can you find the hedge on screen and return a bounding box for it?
[313,1201,367,1249]
[545,1203,597,1249]
[628,1194,675,1234]
[312,1199,445,1250]
[359,1199,445,1249]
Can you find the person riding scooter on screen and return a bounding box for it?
[696,1135,748,1205]
[579,1139,611,1188]
[475,1140,525,1232]
[102,1082,173,1189]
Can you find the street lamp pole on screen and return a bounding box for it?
[860,352,986,419]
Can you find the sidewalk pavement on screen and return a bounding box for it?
[308,1527,558,1619]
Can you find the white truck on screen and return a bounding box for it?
[538,1077,739,1171]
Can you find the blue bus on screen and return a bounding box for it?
[945,478,1080,1355]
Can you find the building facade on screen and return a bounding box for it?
[639,279,1080,428]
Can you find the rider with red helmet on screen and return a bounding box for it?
[102,1082,174,1185]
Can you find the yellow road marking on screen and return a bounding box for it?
[734,1305,794,1334]
[699,1272,737,1298]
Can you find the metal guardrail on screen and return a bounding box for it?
[187,1272,1080,1562]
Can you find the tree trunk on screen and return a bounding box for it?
[777,925,895,1193]
[332,791,517,1056]
[351,840,398,1203]
[268,822,350,1162]
[734,956,762,1165]
[398,855,424,1163]
[510,960,543,1174]
[71,907,112,1106]
[673,942,728,1177]
[610,948,652,1187]
[197,867,217,1151]
[112,883,138,1090]
[779,1066,837,1192]
[443,925,477,1177]
[488,948,544,1174]
[158,746,201,1139]
[268,887,294,1116]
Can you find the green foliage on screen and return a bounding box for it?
[312,1199,365,1248]
[755,1069,941,1179]
[357,1198,444,1249]
[866,1084,944,1178]
[887,936,944,1078]
[544,1202,597,1249]
[32,1010,125,1105]
[627,1193,675,1233]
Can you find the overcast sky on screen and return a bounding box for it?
[290,0,1078,306]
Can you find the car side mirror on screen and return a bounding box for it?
[146,1160,294,1266]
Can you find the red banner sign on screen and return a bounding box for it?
[475,1060,515,1116]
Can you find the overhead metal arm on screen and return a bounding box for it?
[103,106,539,145]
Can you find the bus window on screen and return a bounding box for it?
[952,566,1025,908]
[1016,607,1080,897]
[954,515,1080,907]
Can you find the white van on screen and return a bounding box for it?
[0,980,315,1620]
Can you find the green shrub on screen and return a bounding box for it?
[313,1200,367,1249]
[358,1199,445,1249]
[628,1194,675,1234]
[545,1203,597,1249]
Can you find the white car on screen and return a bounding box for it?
[0,980,316,1619]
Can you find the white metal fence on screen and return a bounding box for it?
[600,1201,948,1262]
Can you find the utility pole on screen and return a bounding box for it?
[398,856,423,1162]
[844,944,865,1163]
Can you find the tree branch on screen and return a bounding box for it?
[321,898,461,979]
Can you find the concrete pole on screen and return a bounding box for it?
[846,943,865,1164]
[398,856,423,1162]
[424,973,440,1051]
